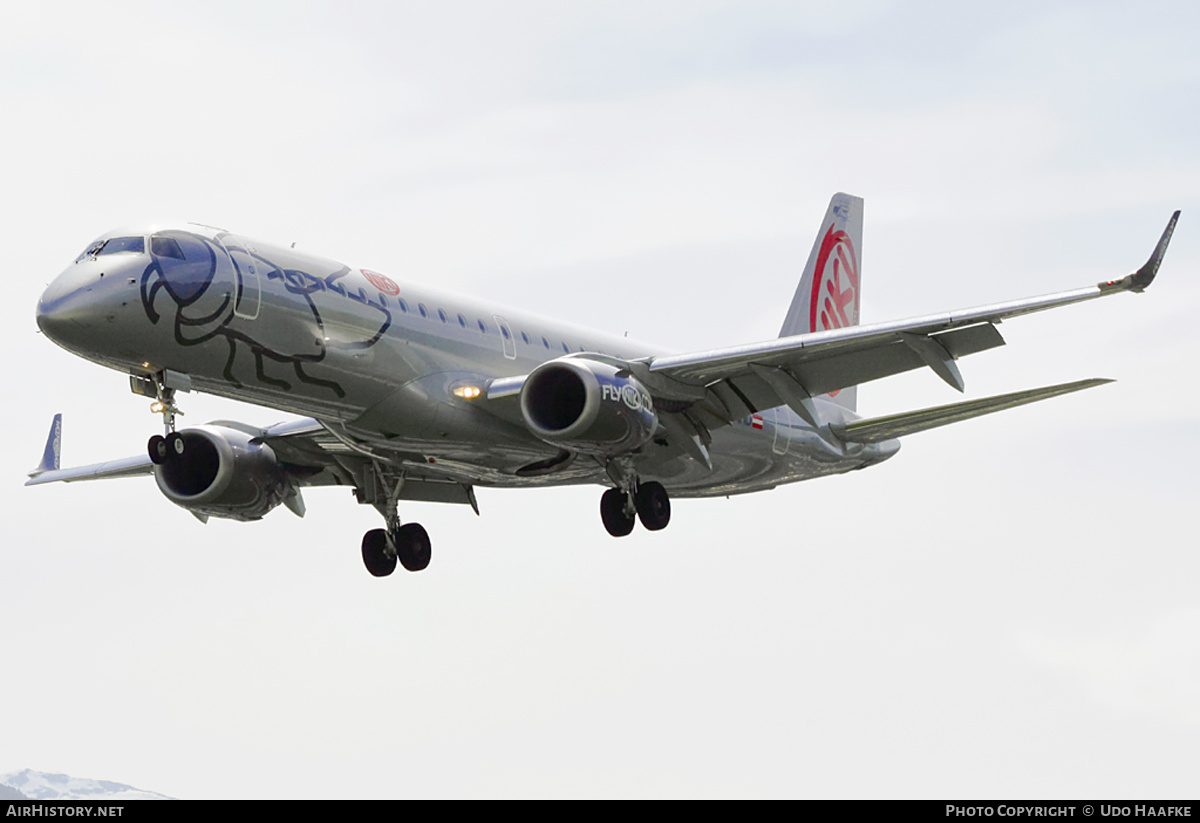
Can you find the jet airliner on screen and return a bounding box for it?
[28,195,1179,576]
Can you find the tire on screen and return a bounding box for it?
[148,435,167,465]
[395,523,432,572]
[600,488,635,537]
[361,528,397,577]
[634,481,671,531]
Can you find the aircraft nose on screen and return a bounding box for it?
[37,273,90,342]
[36,260,140,350]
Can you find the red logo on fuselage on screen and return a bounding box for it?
[808,224,859,333]
[361,268,400,296]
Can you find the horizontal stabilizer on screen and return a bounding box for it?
[831,378,1113,444]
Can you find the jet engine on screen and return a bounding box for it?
[519,358,657,455]
[151,425,293,521]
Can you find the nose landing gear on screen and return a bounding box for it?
[147,431,186,464]
[139,372,187,465]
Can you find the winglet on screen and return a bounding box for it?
[1099,210,1180,294]
[29,414,63,478]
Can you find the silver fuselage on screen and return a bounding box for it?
[36,223,897,498]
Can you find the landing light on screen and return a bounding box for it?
[150,401,165,414]
[453,385,482,400]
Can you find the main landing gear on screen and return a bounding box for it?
[361,522,431,577]
[359,475,432,577]
[600,480,671,537]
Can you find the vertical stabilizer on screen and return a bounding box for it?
[778,192,863,411]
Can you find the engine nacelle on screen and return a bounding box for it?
[154,425,292,521]
[519,358,657,456]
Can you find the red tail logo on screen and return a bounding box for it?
[808,224,859,397]
[808,224,859,333]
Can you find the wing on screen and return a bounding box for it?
[617,210,1179,430]
[25,413,155,485]
[24,416,319,487]
[248,417,480,507]
[25,415,480,510]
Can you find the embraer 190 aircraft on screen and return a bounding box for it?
[29,195,1178,576]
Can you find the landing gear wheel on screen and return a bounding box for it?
[394,523,432,572]
[165,431,185,456]
[600,488,636,537]
[148,435,167,465]
[361,528,397,577]
[634,481,671,531]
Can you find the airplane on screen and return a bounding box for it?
[28,194,1179,577]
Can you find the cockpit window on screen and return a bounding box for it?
[96,236,145,256]
[151,236,186,260]
[148,230,218,303]
[75,240,106,262]
[75,235,143,262]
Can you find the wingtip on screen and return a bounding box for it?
[1100,210,1180,294]
[29,413,63,478]
[1130,209,1180,292]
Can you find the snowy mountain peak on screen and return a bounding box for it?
[0,769,171,801]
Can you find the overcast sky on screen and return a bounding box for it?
[2,0,1198,799]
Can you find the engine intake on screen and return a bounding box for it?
[519,358,657,455]
[154,425,292,521]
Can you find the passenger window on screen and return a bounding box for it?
[418,303,428,318]
[521,332,530,344]
[398,298,409,313]
[438,308,448,323]
[477,319,487,333]
[458,313,467,328]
